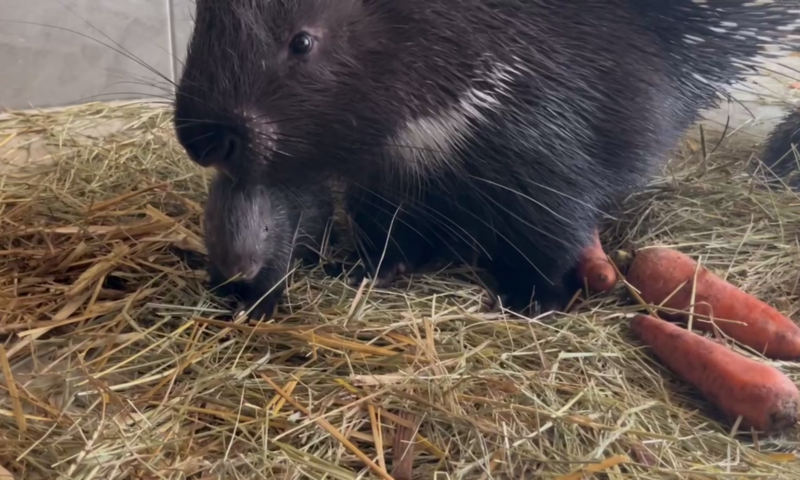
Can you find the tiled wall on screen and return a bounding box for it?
[0,0,194,109]
[0,1,796,137]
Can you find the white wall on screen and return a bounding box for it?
[0,0,192,109]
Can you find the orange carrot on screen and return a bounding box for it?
[576,230,618,293]
[626,247,800,360]
[630,314,799,432]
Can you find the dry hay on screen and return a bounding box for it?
[1,101,800,480]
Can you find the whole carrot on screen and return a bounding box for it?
[626,247,800,360]
[630,314,799,432]
[576,230,618,293]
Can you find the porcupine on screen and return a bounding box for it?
[760,107,800,189]
[202,170,334,318]
[174,0,800,316]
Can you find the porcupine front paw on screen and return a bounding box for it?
[320,256,408,294]
[237,288,280,320]
[351,258,411,288]
[489,287,571,316]
[342,185,438,289]
[484,260,576,316]
[205,263,244,306]
[324,250,411,288]
[335,224,434,289]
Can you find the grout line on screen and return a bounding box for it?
[166,0,177,90]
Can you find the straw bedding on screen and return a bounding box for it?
[1,101,800,479]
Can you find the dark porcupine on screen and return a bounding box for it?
[760,108,800,189]
[203,171,333,318]
[174,0,800,314]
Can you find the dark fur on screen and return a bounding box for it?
[761,108,800,190]
[176,0,800,314]
[203,171,332,318]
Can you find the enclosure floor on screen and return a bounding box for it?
[1,101,800,479]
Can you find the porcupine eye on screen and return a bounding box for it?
[289,32,314,55]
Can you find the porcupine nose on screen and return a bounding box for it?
[174,118,243,169]
[237,259,262,282]
[216,257,262,283]
[173,93,244,169]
